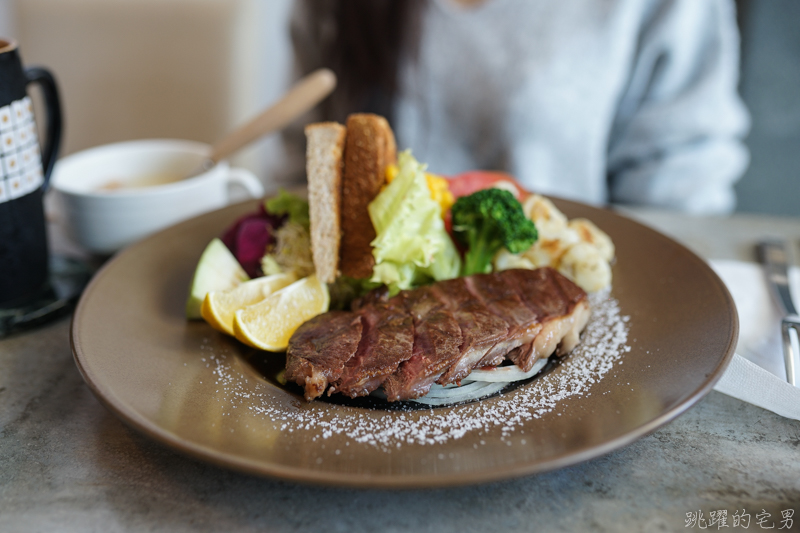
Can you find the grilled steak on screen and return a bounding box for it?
[285,268,590,402]
[329,296,414,398]
[430,278,509,385]
[501,269,591,371]
[464,273,541,368]
[285,311,363,401]
[383,286,463,401]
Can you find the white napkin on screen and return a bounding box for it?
[709,260,800,420]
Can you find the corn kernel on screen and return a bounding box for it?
[425,172,455,215]
[384,164,454,216]
[385,164,399,183]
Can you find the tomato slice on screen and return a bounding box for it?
[446,170,529,200]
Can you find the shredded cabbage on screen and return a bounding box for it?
[260,190,315,278]
[368,150,461,294]
[261,221,315,278]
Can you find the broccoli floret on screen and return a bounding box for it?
[451,188,538,276]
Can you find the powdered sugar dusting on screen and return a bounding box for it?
[202,291,629,449]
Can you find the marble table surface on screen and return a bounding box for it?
[2,207,799,533]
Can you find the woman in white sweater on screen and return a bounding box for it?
[283,0,750,214]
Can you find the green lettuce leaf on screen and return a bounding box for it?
[368,150,461,294]
[265,189,310,228]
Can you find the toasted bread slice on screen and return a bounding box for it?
[305,122,347,284]
[339,113,397,279]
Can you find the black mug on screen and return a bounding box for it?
[0,38,62,306]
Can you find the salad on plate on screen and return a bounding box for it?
[186,113,615,406]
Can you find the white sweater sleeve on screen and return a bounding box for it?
[606,0,750,214]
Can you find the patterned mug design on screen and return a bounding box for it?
[0,96,44,203]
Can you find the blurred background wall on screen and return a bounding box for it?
[735,0,800,217]
[0,0,797,214]
[0,0,294,192]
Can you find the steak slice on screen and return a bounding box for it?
[502,267,581,318]
[506,300,591,370]
[382,286,463,401]
[465,273,542,367]
[351,285,390,310]
[329,298,414,398]
[285,311,363,401]
[431,278,509,385]
[499,268,590,371]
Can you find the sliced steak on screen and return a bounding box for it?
[501,267,581,318]
[382,286,463,401]
[285,268,590,402]
[499,268,589,371]
[329,298,414,398]
[285,311,363,401]
[351,285,390,310]
[431,278,509,385]
[465,273,542,367]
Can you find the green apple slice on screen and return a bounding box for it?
[185,238,249,319]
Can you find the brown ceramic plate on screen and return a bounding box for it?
[71,198,737,488]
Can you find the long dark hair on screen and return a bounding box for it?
[301,0,424,123]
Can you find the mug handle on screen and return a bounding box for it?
[25,67,62,187]
[225,167,264,200]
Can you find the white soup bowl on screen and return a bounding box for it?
[51,139,264,254]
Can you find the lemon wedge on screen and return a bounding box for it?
[201,272,298,336]
[233,274,330,352]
